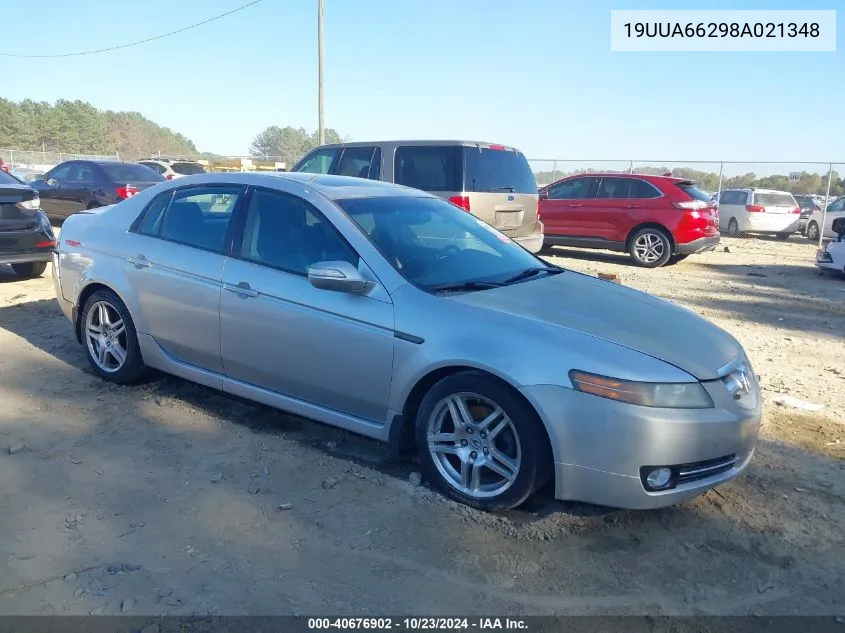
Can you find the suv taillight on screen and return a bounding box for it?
[448,195,471,212]
[791,207,801,214]
[673,201,708,210]
[166,174,174,180]
[745,204,765,213]
[115,185,140,199]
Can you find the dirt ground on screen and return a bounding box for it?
[0,235,843,617]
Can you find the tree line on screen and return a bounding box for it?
[534,166,845,197]
[0,98,199,159]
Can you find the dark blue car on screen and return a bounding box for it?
[30,160,165,220]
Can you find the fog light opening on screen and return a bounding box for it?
[646,467,673,490]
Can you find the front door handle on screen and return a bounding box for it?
[223,281,259,298]
[623,204,640,209]
[567,203,583,208]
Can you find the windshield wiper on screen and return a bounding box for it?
[485,186,516,192]
[432,280,503,293]
[502,267,563,284]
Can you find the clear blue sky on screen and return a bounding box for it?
[2,0,842,164]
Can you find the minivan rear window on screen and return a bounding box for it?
[464,147,537,194]
[394,146,461,192]
[753,192,796,208]
[676,182,713,203]
[171,162,207,175]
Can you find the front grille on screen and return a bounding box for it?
[676,454,737,485]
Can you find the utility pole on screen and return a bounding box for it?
[317,0,325,146]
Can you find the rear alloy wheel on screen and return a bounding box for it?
[726,217,740,237]
[629,228,672,268]
[11,262,47,278]
[806,221,820,242]
[81,290,148,384]
[416,371,548,511]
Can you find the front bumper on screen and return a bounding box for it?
[0,249,54,265]
[676,235,720,255]
[520,381,761,509]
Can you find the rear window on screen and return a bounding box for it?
[753,192,796,208]
[464,146,537,194]
[676,182,713,203]
[100,163,166,183]
[0,170,22,185]
[171,162,206,175]
[394,145,461,192]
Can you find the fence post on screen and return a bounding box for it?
[8,150,12,169]
[552,160,557,183]
[820,163,833,249]
[628,160,634,174]
[716,162,724,201]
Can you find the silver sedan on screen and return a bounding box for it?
[53,172,761,511]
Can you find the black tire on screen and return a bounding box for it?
[806,221,820,242]
[539,243,555,255]
[86,202,100,210]
[666,254,689,266]
[80,289,148,384]
[628,227,672,268]
[415,371,549,511]
[726,217,740,237]
[11,261,47,278]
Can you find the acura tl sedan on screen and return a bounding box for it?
[53,172,761,511]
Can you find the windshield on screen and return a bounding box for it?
[171,162,207,175]
[335,195,546,291]
[100,163,166,183]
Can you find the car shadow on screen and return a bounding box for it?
[543,246,637,267]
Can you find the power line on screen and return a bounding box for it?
[0,0,264,58]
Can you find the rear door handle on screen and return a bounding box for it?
[567,203,583,208]
[223,281,259,298]
[126,254,150,269]
[623,204,640,209]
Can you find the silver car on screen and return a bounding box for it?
[292,140,544,254]
[53,172,761,511]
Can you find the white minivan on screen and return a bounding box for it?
[718,188,801,238]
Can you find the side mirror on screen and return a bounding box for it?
[307,261,369,293]
[538,190,548,201]
[45,177,58,187]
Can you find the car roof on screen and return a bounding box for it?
[312,140,522,152]
[557,172,690,183]
[160,171,431,200]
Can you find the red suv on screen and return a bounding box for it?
[538,173,719,267]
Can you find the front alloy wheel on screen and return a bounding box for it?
[427,394,522,499]
[806,221,820,241]
[415,371,548,511]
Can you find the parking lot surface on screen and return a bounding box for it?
[1,236,843,616]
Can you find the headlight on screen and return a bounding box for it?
[16,196,40,210]
[569,370,714,409]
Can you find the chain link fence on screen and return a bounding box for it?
[0,149,119,182]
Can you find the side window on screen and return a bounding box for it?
[296,148,338,174]
[68,164,95,182]
[394,146,460,191]
[47,164,73,182]
[141,162,165,175]
[137,192,173,235]
[150,186,242,252]
[547,176,598,200]
[628,178,661,199]
[828,198,845,212]
[336,146,378,178]
[596,178,628,199]
[239,188,359,275]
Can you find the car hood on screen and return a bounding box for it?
[450,271,739,381]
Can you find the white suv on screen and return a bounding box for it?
[138,159,207,180]
[718,188,801,238]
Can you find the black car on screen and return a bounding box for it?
[30,160,165,220]
[793,195,822,233]
[0,170,56,278]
